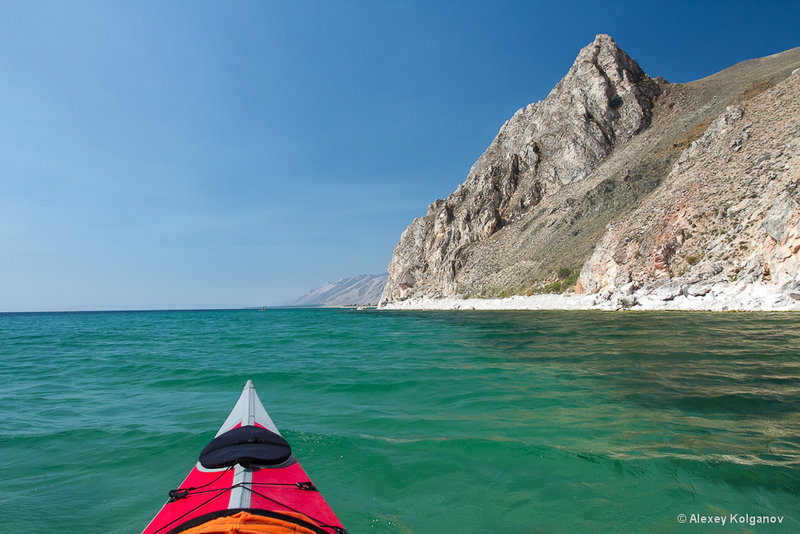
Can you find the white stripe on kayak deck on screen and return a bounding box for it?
[216,380,287,510]
[229,465,252,508]
[217,380,281,437]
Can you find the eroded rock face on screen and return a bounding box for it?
[382,35,664,304]
[381,34,800,308]
[579,70,800,305]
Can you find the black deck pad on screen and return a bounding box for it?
[199,425,292,468]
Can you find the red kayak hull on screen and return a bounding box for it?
[142,381,345,534]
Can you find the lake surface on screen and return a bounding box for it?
[1,309,798,532]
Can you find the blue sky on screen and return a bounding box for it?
[0,1,798,311]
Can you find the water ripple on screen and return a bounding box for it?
[1,309,799,532]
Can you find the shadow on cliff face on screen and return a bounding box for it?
[381,34,800,304]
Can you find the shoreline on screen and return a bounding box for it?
[379,282,800,312]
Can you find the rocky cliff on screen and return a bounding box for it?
[381,35,800,309]
[579,71,800,309]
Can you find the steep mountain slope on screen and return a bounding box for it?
[381,35,800,306]
[580,70,800,308]
[290,274,387,307]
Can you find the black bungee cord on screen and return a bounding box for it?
[156,469,346,534]
[168,466,233,503]
[243,484,347,534]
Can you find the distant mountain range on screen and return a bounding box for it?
[289,274,388,307]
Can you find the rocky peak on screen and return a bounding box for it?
[559,34,662,141]
[495,34,663,185]
[381,35,665,304]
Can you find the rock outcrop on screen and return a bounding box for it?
[380,35,800,309]
[580,70,800,309]
[382,35,665,303]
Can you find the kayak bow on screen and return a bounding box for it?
[142,380,346,534]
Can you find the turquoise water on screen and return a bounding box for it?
[1,309,799,533]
